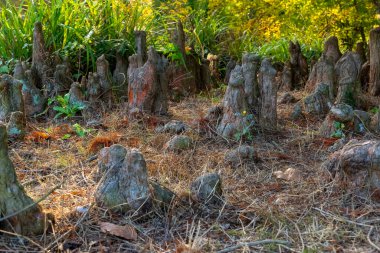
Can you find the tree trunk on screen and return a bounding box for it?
[0,124,51,235]
[259,59,277,129]
[369,27,380,95]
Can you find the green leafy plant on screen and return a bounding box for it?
[370,106,380,114]
[72,123,92,137]
[234,111,255,142]
[48,93,85,119]
[331,121,345,138]
[161,42,186,66]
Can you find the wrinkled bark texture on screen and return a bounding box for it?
[224,59,236,84]
[322,140,380,199]
[166,22,210,96]
[369,27,380,95]
[242,53,260,110]
[113,52,129,99]
[217,65,249,138]
[319,104,354,137]
[259,59,277,129]
[0,75,24,121]
[97,55,113,106]
[128,47,168,116]
[335,52,362,106]
[288,41,308,89]
[0,124,51,235]
[7,111,26,140]
[324,36,342,64]
[134,31,147,67]
[280,62,292,91]
[96,145,151,213]
[51,63,72,97]
[305,54,335,99]
[13,62,45,117]
[31,22,47,90]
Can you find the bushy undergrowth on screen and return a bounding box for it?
[0,0,371,72]
[0,0,151,71]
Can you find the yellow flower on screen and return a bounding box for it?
[242,110,247,116]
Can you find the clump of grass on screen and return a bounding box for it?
[0,0,152,72]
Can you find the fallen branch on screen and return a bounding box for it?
[216,239,290,253]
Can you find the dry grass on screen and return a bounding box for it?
[1,91,380,252]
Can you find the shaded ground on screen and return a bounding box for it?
[1,90,380,252]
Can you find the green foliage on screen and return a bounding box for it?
[331,121,345,138]
[72,123,92,137]
[160,43,186,66]
[0,0,151,71]
[0,59,15,74]
[234,111,255,142]
[0,0,378,71]
[370,107,380,115]
[48,93,85,119]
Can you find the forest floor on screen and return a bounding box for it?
[1,89,380,253]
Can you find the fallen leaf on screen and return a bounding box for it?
[99,222,137,240]
[273,168,302,182]
[26,131,52,142]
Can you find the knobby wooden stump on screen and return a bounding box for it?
[96,55,113,106]
[324,36,342,64]
[335,52,362,106]
[0,124,52,235]
[224,59,236,84]
[128,47,169,116]
[217,65,249,138]
[288,41,308,89]
[369,27,380,96]
[323,140,380,201]
[0,75,24,121]
[305,54,335,100]
[113,52,129,99]
[51,62,72,97]
[167,22,197,95]
[242,53,260,110]
[259,59,277,129]
[31,22,47,90]
[134,31,147,68]
[13,62,45,117]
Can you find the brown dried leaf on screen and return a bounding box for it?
[99,222,137,240]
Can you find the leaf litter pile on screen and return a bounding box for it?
[2,92,380,252]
